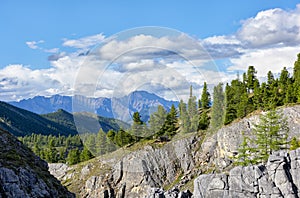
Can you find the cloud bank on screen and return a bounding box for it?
[1,4,300,101]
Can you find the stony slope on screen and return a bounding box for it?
[48,105,300,197]
[0,128,74,197]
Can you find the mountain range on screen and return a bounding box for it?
[9,90,179,123]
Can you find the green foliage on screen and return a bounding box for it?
[19,133,96,165]
[245,66,259,93]
[234,109,289,165]
[254,110,288,163]
[157,104,179,138]
[179,100,191,133]
[179,85,200,133]
[210,83,225,130]
[198,110,209,130]
[80,147,94,162]
[66,149,80,165]
[290,137,300,150]
[201,82,211,109]
[294,53,300,102]
[131,111,147,140]
[114,129,134,147]
[0,102,78,137]
[233,134,254,166]
[148,105,167,135]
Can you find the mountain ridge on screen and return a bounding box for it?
[9,91,179,123]
[0,101,77,137]
[0,101,129,137]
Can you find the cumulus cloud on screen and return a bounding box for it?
[236,6,300,48]
[202,4,300,77]
[3,4,300,102]
[228,46,299,76]
[63,33,105,49]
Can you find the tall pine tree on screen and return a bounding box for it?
[210,83,225,130]
[293,53,300,102]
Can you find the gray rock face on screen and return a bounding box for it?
[48,105,300,198]
[0,128,74,198]
[146,187,192,198]
[49,135,199,198]
[193,148,300,198]
[201,106,300,171]
[85,135,198,197]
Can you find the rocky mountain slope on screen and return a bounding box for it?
[48,105,300,197]
[0,128,74,197]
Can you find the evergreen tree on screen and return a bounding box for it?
[198,110,209,130]
[267,71,275,85]
[278,67,290,105]
[290,137,300,150]
[201,82,210,109]
[224,83,237,125]
[188,85,199,133]
[95,129,108,155]
[66,149,80,165]
[234,133,253,166]
[293,53,300,102]
[114,129,134,147]
[80,147,94,162]
[245,66,258,93]
[158,104,178,138]
[131,112,144,141]
[149,105,167,135]
[178,100,190,133]
[210,83,225,130]
[107,130,116,144]
[253,109,289,162]
[253,80,261,109]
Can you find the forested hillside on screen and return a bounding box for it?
[0,101,77,136]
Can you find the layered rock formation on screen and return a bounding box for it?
[49,134,201,197]
[0,128,74,198]
[48,105,300,197]
[193,148,300,198]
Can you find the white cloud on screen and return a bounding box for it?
[228,46,300,76]
[3,5,300,102]
[44,48,59,53]
[26,40,44,49]
[63,33,105,49]
[237,6,300,48]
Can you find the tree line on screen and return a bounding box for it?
[20,53,300,165]
[19,134,94,165]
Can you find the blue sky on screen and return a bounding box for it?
[1,1,300,101]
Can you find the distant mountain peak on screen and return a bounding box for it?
[9,90,179,123]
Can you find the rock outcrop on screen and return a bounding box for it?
[49,134,200,197]
[193,148,300,198]
[0,128,74,198]
[201,105,300,171]
[48,105,300,198]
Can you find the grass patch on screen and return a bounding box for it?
[164,171,183,191]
